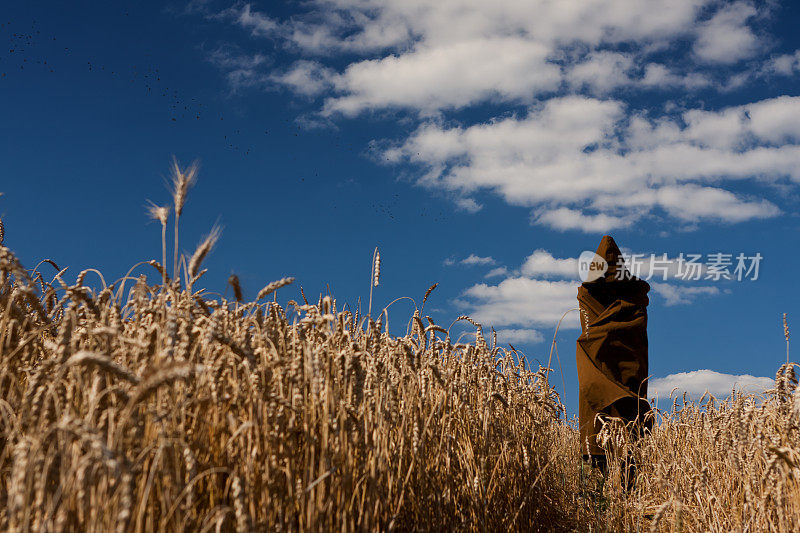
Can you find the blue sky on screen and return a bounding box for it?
[3,0,799,414]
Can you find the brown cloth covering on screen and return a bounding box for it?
[576,235,653,457]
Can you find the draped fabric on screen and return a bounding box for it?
[576,236,653,456]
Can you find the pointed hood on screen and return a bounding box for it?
[594,235,625,281]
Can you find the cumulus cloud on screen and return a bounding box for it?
[494,328,545,345]
[456,251,583,337]
[323,38,561,115]
[485,267,509,278]
[206,0,774,112]
[535,208,633,233]
[650,283,719,306]
[640,63,712,89]
[445,254,496,267]
[207,50,336,96]
[201,1,795,230]
[220,3,279,38]
[454,197,482,213]
[267,0,710,56]
[460,254,496,266]
[520,250,578,279]
[462,277,579,329]
[692,2,761,64]
[565,52,634,94]
[385,95,792,230]
[764,50,800,76]
[270,60,336,97]
[649,369,773,399]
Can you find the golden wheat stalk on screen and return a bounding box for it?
[170,158,198,281]
[256,277,295,300]
[146,201,170,287]
[368,247,380,318]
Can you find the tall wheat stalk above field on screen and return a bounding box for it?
[187,225,220,291]
[147,201,170,286]
[785,313,791,364]
[170,158,198,282]
[368,246,380,318]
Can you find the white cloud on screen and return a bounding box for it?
[462,277,579,329]
[693,2,761,64]
[460,254,496,266]
[640,63,712,90]
[207,50,336,97]
[246,0,713,56]
[495,328,545,345]
[386,95,791,229]
[682,96,800,148]
[445,254,497,267]
[566,52,634,94]
[485,266,509,278]
[650,283,719,306]
[202,1,795,230]
[649,369,773,399]
[323,38,561,115]
[208,0,775,112]
[223,3,279,38]
[609,185,780,223]
[271,60,335,97]
[454,197,482,213]
[764,50,800,76]
[535,208,633,233]
[746,96,800,144]
[520,249,578,279]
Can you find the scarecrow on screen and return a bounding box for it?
[576,235,653,471]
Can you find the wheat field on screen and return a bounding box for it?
[1,164,799,532]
